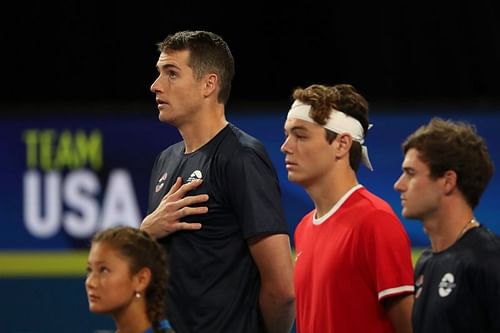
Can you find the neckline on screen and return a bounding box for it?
[312,184,363,225]
[432,218,481,254]
[456,217,480,242]
[183,122,229,155]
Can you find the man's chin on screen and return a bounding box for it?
[402,210,419,221]
[287,174,298,183]
[287,174,306,186]
[158,114,176,126]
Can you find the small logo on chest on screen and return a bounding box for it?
[187,170,203,183]
[155,172,168,193]
[438,273,456,297]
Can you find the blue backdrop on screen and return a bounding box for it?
[228,107,500,247]
[1,104,499,332]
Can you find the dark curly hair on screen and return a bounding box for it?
[292,83,369,171]
[402,117,494,208]
[91,226,169,333]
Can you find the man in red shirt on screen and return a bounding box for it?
[281,83,414,333]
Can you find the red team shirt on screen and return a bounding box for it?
[294,185,414,333]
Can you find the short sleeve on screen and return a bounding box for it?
[225,146,288,239]
[360,210,415,301]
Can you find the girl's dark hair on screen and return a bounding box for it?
[91,226,168,333]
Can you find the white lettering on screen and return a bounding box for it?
[100,169,141,230]
[24,171,62,238]
[22,169,141,240]
[63,170,100,238]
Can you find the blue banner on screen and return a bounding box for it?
[0,112,180,249]
[227,108,500,247]
[1,105,499,250]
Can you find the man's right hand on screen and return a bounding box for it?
[140,177,208,239]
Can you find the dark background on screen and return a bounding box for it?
[2,1,500,110]
[1,4,499,332]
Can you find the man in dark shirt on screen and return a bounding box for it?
[140,30,295,333]
[394,117,500,333]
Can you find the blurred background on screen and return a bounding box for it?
[1,1,499,332]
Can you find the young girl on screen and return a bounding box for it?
[86,226,174,333]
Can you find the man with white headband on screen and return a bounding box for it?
[281,84,414,333]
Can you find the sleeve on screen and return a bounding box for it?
[146,152,162,214]
[360,210,415,301]
[225,146,288,239]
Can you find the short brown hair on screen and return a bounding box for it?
[292,83,369,171]
[158,30,235,105]
[402,117,494,208]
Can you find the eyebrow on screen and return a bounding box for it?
[285,124,310,131]
[156,63,180,72]
[285,126,311,135]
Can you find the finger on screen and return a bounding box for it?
[176,222,202,230]
[162,179,205,204]
[178,194,209,207]
[174,179,204,198]
[160,178,199,204]
[174,206,209,219]
[167,206,208,221]
[159,177,184,206]
[163,177,183,199]
[162,194,209,214]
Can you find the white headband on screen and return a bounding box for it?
[287,100,374,171]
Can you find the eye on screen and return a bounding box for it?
[405,169,415,177]
[291,129,308,140]
[99,266,110,273]
[168,71,177,79]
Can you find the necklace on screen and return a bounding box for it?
[457,217,480,241]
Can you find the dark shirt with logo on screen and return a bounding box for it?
[413,226,500,333]
[147,123,288,333]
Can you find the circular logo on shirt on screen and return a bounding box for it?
[187,170,203,183]
[438,273,456,297]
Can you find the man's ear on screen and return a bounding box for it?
[335,133,353,158]
[442,170,458,195]
[203,73,218,97]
